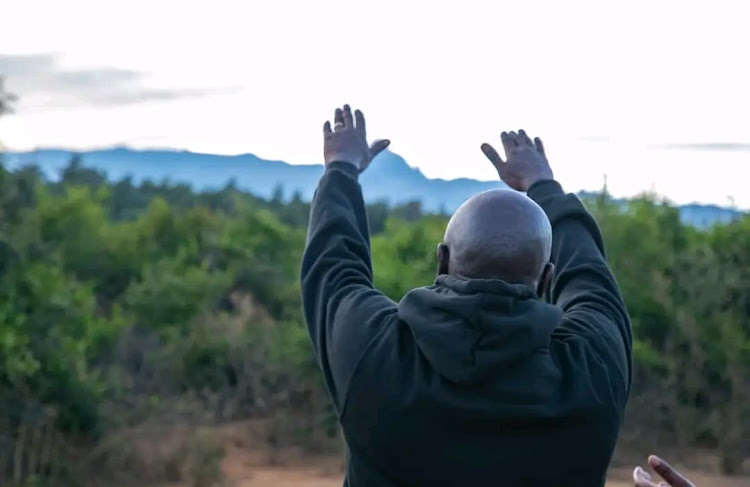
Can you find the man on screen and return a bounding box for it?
[301,105,632,486]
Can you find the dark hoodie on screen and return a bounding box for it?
[301,162,632,487]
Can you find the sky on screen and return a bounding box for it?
[0,0,748,208]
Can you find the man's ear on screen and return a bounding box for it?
[437,243,450,276]
[536,262,555,298]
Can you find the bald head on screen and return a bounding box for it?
[441,189,552,287]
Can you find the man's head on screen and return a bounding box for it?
[437,189,554,296]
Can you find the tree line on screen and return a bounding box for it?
[0,157,746,483]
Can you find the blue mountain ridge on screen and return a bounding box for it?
[2,147,744,228]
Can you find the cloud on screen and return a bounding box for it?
[0,53,237,109]
[648,143,750,152]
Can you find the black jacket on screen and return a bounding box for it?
[301,162,632,486]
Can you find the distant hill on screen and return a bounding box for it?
[2,147,507,213]
[2,147,745,228]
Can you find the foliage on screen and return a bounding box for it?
[0,156,747,485]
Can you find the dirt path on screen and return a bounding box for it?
[227,462,749,487]
[223,449,748,487]
[209,421,748,487]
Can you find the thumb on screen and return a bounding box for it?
[369,139,391,158]
[481,143,507,177]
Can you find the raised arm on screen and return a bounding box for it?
[300,105,397,413]
[481,131,632,398]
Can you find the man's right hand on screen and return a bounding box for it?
[481,130,554,192]
[323,104,390,174]
[633,456,696,487]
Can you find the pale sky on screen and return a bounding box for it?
[1,0,748,208]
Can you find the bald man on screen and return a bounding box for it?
[302,105,632,487]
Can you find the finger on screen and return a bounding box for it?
[369,139,390,158]
[518,129,533,146]
[481,143,504,166]
[534,137,545,155]
[501,131,518,153]
[650,456,693,487]
[355,109,366,134]
[323,121,332,135]
[481,143,508,180]
[343,104,354,128]
[633,467,659,487]
[634,466,652,482]
[334,108,344,131]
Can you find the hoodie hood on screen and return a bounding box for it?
[398,274,563,385]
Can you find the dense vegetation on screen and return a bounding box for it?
[0,83,748,485]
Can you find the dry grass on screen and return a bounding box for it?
[174,420,750,487]
[86,420,226,487]
[57,417,747,487]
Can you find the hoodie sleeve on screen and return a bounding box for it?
[527,180,632,400]
[300,161,398,414]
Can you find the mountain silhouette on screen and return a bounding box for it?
[3,147,506,212]
[2,147,743,227]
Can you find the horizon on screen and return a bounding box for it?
[5,144,748,212]
[1,0,748,208]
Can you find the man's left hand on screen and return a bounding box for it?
[323,104,390,173]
